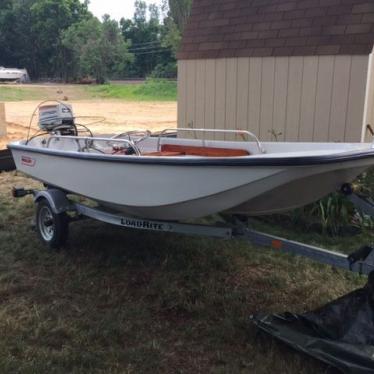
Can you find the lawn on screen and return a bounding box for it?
[0,86,46,102]
[0,81,178,103]
[86,80,177,101]
[0,171,370,373]
[0,84,89,102]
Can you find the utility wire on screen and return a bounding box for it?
[128,45,165,52]
[129,41,161,47]
[128,46,171,53]
[130,49,170,55]
[130,42,161,48]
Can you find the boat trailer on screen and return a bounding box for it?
[12,185,374,276]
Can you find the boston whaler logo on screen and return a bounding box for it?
[120,217,172,232]
[21,156,36,167]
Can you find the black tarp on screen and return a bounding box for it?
[252,273,374,373]
[0,149,15,172]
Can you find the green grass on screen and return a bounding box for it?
[0,171,370,373]
[0,86,45,102]
[0,81,177,102]
[86,80,177,101]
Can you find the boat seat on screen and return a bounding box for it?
[142,151,185,157]
[160,144,250,157]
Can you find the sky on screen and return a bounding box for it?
[86,0,164,21]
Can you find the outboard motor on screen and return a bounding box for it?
[38,103,76,135]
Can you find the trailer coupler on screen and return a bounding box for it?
[348,246,374,273]
[12,187,34,198]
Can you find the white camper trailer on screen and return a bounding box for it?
[0,67,30,83]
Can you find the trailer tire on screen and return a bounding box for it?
[36,198,69,249]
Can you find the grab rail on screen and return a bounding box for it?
[157,128,266,154]
[46,135,141,155]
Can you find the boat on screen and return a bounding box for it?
[0,67,30,83]
[8,122,374,221]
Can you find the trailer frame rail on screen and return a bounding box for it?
[12,185,374,275]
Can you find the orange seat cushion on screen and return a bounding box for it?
[142,151,185,157]
[161,144,250,157]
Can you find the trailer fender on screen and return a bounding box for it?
[34,189,72,214]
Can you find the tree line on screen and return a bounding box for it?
[0,0,192,82]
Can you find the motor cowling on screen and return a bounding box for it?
[38,103,75,134]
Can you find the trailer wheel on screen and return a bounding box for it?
[36,198,68,249]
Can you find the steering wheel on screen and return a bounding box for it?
[110,130,151,145]
[106,130,151,153]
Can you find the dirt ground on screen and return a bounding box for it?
[0,99,177,149]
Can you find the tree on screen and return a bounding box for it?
[62,16,133,83]
[161,15,181,57]
[0,0,37,72]
[149,3,160,23]
[0,0,16,66]
[0,0,90,78]
[159,0,192,58]
[0,0,191,81]
[134,0,147,24]
[120,1,168,78]
[167,0,192,31]
[149,0,192,77]
[30,0,90,77]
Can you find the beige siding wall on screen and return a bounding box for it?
[178,55,369,142]
[363,53,374,142]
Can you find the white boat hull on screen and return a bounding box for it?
[0,68,29,82]
[9,143,374,220]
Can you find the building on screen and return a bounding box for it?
[177,0,374,142]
